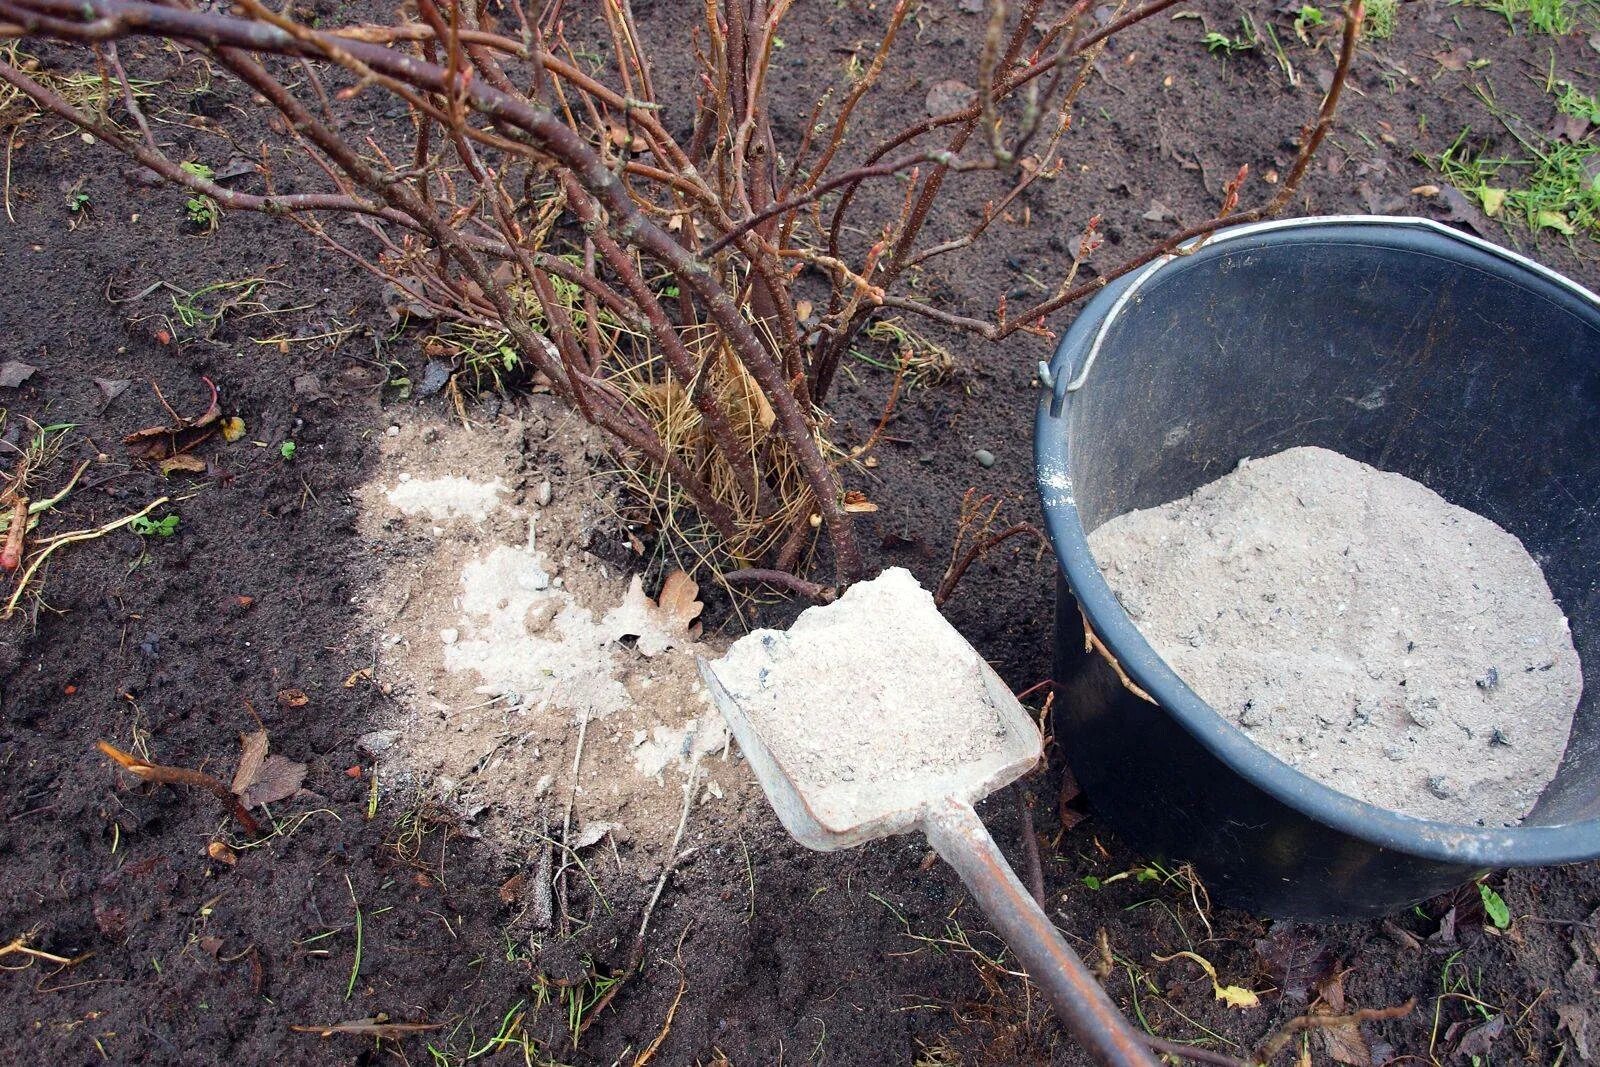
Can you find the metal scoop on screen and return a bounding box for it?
[697,570,1156,1067]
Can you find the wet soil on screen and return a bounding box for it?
[2,1,1598,1064]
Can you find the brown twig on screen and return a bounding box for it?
[577,762,698,1039]
[0,929,88,968]
[718,567,837,604]
[1255,998,1415,1062]
[97,740,261,836]
[1015,786,1046,910]
[1142,1036,1252,1067]
[934,522,1045,607]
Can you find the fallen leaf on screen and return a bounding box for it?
[1431,905,1459,946]
[207,840,237,865]
[1155,950,1261,1008]
[606,573,702,656]
[1436,186,1488,235]
[1322,1019,1372,1066]
[417,360,452,398]
[291,1017,443,1039]
[277,688,309,709]
[231,729,308,809]
[1478,187,1508,217]
[220,416,246,442]
[197,935,224,957]
[1557,1003,1593,1061]
[1380,919,1422,952]
[1316,969,1348,1013]
[124,376,223,460]
[795,299,814,321]
[95,377,132,406]
[722,361,774,432]
[238,755,306,809]
[382,280,438,324]
[842,490,879,514]
[1453,1014,1505,1060]
[1411,184,1440,197]
[1553,114,1591,143]
[0,361,36,388]
[159,453,208,476]
[293,374,327,402]
[343,666,374,688]
[212,157,257,182]
[605,121,646,153]
[569,821,623,850]
[498,873,526,904]
[1431,46,1472,71]
[232,730,268,795]
[1254,924,1336,1004]
[1536,210,1576,235]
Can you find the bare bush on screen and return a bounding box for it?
[0,0,1360,586]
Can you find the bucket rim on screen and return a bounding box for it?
[1035,214,1600,869]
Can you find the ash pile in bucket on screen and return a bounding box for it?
[709,568,1013,830]
[1088,446,1582,827]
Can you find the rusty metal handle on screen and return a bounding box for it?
[923,799,1158,1067]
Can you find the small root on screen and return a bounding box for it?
[97,740,262,836]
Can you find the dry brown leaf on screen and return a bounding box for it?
[232,730,268,795]
[158,453,207,476]
[608,572,701,656]
[498,873,526,904]
[207,840,237,865]
[0,361,37,388]
[1558,1003,1593,1061]
[125,377,223,460]
[842,491,879,514]
[569,820,623,850]
[231,730,307,809]
[656,571,703,635]
[604,121,645,152]
[343,666,374,688]
[239,756,306,809]
[722,358,775,432]
[277,688,309,708]
[1321,1020,1372,1067]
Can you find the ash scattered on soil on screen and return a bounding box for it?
[1089,446,1581,826]
[355,403,746,855]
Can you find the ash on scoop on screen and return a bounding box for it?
[708,568,1025,830]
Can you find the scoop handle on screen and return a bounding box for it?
[924,798,1158,1067]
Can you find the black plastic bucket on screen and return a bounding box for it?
[1034,216,1600,920]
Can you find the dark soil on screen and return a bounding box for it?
[2,1,1598,1065]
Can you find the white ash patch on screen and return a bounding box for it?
[632,708,728,782]
[385,474,505,521]
[353,404,753,858]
